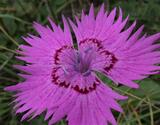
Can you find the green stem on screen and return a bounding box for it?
[56,0,75,14]
[0,54,14,71]
[0,46,18,54]
[0,14,31,25]
[147,97,154,125]
[0,25,19,46]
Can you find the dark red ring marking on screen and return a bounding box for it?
[54,45,73,64]
[100,50,118,72]
[51,67,100,94]
[72,78,100,94]
[79,38,103,50]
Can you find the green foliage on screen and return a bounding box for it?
[0,0,160,125]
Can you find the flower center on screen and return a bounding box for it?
[74,52,91,76]
[51,38,118,94]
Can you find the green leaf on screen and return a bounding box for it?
[120,78,160,100]
[140,79,160,100]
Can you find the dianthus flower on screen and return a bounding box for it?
[5,4,160,125]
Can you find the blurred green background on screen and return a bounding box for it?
[0,0,160,125]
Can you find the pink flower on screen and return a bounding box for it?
[5,4,160,125]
